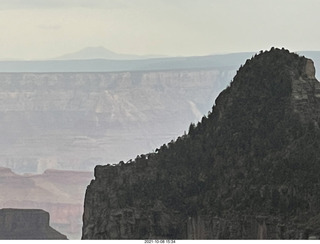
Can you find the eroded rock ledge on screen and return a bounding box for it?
[0,208,67,239]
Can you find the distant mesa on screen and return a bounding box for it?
[0,208,67,240]
[0,51,255,72]
[0,167,16,177]
[53,46,165,60]
[0,168,93,239]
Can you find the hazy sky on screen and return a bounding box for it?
[1,0,320,60]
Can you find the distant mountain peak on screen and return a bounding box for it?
[54,46,165,60]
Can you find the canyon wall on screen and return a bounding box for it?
[0,67,235,239]
[0,69,234,174]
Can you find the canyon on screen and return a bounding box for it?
[0,64,237,239]
[1,51,320,239]
[0,69,236,174]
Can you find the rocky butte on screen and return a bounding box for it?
[0,167,93,239]
[0,208,67,239]
[82,48,320,240]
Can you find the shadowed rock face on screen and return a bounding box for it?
[0,209,67,239]
[82,49,320,239]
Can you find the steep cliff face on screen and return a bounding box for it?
[82,48,320,239]
[0,208,67,239]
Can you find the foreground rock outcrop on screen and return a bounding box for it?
[0,209,67,239]
[82,48,320,239]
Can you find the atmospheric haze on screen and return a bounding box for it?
[1,0,320,240]
[0,0,320,60]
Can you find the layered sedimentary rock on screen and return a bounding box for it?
[82,48,320,239]
[0,167,92,239]
[0,208,67,239]
[0,69,234,174]
[0,65,236,240]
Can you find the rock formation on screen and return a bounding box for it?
[0,168,93,239]
[82,48,320,239]
[0,59,237,240]
[0,208,67,239]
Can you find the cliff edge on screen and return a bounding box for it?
[82,48,320,239]
[0,208,67,239]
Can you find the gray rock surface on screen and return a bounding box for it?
[0,208,67,239]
